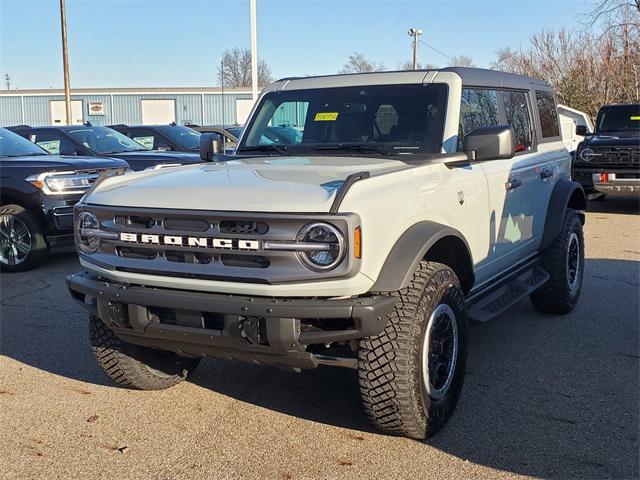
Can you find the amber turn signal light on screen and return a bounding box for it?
[354,227,362,259]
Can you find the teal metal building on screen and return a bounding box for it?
[0,87,254,127]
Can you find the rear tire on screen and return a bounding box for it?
[530,209,584,314]
[90,315,200,390]
[0,204,48,272]
[358,261,468,439]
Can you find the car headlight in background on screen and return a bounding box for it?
[75,211,102,254]
[579,147,601,162]
[295,222,345,271]
[27,171,99,195]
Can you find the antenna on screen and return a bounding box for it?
[220,59,226,151]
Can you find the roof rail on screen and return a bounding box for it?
[6,124,31,130]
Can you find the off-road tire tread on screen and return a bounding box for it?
[90,316,197,390]
[358,261,466,439]
[530,208,584,314]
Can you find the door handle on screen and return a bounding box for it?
[505,179,522,191]
[540,168,553,180]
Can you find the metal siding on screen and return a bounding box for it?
[1,92,252,127]
[0,96,23,126]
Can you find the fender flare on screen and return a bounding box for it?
[370,221,474,293]
[540,179,586,251]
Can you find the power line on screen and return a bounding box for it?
[419,39,454,61]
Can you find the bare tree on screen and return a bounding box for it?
[492,13,639,120]
[217,48,272,88]
[398,61,439,70]
[448,55,475,67]
[340,53,385,74]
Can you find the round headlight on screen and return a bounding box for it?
[75,211,100,254]
[296,222,345,271]
[580,147,596,162]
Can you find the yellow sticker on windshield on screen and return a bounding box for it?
[314,112,339,121]
[630,115,640,120]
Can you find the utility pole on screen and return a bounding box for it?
[408,28,422,70]
[249,0,258,102]
[59,0,72,125]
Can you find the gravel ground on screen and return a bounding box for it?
[1,197,638,480]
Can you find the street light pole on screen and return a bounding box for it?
[59,0,72,125]
[249,0,258,102]
[408,28,422,70]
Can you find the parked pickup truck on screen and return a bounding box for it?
[573,103,640,199]
[67,67,586,439]
[0,127,128,271]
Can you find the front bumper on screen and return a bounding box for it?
[592,174,640,195]
[67,272,396,370]
[573,165,639,194]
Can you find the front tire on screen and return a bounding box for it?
[0,204,48,272]
[530,208,584,314]
[90,315,200,390]
[358,261,468,439]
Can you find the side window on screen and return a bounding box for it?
[535,90,560,138]
[129,129,158,150]
[458,88,499,150]
[30,132,79,155]
[501,90,533,152]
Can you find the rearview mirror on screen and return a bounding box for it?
[575,124,588,136]
[463,125,515,161]
[199,133,223,162]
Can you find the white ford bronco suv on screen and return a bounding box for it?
[67,68,586,439]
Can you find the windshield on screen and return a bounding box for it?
[68,126,147,154]
[159,125,201,151]
[596,104,640,133]
[239,84,448,156]
[0,128,49,157]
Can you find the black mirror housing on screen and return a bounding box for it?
[463,125,515,161]
[199,133,223,162]
[575,124,588,136]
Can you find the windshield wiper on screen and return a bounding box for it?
[314,144,397,156]
[238,144,289,156]
[5,153,48,157]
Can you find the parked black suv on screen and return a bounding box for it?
[8,124,203,171]
[573,104,640,198]
[0,127,129,271]
[109,123,201,152]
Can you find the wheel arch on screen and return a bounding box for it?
[0,189,47,228]
[540,179,586,251]
[369,221,475,294]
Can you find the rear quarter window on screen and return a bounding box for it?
[535,90,560,138]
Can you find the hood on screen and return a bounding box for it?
[0,154,128,170]
[585,132,640,148]
[87,156,414,212]
[111,151,202,163]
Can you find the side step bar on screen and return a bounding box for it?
[467,266,549,322]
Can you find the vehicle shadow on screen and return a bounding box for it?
[587,195,640,215]
[1,256,638,478]
[190,256,640,479]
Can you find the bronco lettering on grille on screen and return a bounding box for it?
[119,232,260,251]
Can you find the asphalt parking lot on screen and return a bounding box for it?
[0,197,638,480]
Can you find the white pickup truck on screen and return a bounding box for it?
[67,67,586,439]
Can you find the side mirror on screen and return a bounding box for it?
[575,125,588,136]
[199,133,223,161]
[463,125,515,161]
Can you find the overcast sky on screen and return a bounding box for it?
[1,0,586,89]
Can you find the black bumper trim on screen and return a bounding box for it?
[67,272,396,369]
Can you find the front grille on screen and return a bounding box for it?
[82,205,358,284]
[593,146,640,166]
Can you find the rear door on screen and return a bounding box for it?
[126,128,172,151]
